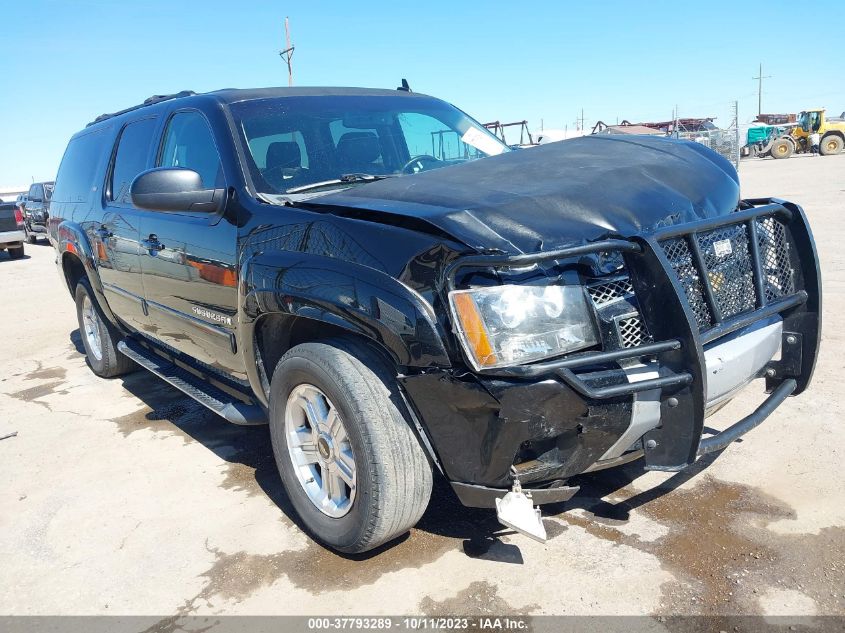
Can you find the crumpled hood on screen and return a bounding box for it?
[304,135,740,254]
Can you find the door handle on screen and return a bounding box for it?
[142,234,165,252]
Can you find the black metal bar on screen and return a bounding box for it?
[700,291,807,344]
[558,367,693,399]
[697,378,797,456]
[746,218,767,308]
[686,232,723,323]
[445,239,641,289]
[475,339,682,378]
[651,204,792,241]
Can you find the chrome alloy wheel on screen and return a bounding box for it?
[81,295,103,361]
[285,384,357,518]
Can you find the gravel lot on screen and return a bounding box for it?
[1,153,843,619]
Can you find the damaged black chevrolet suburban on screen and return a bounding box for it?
[50,87,820,553]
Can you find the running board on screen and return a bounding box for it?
[117,339,266,425]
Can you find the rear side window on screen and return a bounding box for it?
[108,117,158,204]
[52,129,109,203]
[158,112,223,188]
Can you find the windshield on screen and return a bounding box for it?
[229,95,509,195]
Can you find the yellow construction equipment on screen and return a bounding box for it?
[770,108,845,159]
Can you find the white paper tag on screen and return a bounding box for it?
[713,239,733,258]
[461,126,506,156]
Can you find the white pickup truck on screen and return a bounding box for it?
[0,201,26,259]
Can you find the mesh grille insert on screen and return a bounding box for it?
[617,314,652,348]
[587,277,634,306]
[756,217,795,302]
[660,237,713,329]
[660,216,796,332]
[696,224,756,319]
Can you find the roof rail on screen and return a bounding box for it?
[86,90,196,127]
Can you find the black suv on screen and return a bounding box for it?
[50,87,820,553]
[22,181,54,243]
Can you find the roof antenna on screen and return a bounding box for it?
[397,78,411,92]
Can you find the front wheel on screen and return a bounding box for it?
[269,340,433,553]
[770,138,794,159]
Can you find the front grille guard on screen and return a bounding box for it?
[443,199,821,470]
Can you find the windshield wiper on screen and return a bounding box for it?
[285,173,395,194]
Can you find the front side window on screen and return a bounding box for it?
[229,95,508,196]
[109,117,158,204]
[158,112,223,189]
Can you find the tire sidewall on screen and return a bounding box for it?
[820,135,843,156]
[269,354,376,551]
[75,280,110,375]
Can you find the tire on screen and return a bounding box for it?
[26,225,36,244]
[74,279,135,378]
[820,134,844,156]
[269,340,433,554]
[770,138,794,159]
[8,244,25,259]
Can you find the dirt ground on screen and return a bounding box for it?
[1,152,843,619]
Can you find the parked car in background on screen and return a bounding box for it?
[23,181,54,243]
[50,87,820,554]
[0,200,26,259]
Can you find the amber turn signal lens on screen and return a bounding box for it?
[451,292,497,367]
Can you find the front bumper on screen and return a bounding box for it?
[402,199,821,498]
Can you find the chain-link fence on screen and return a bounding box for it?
[675,101,740,170]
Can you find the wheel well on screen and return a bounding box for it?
[255,313,399,386]
[61,252,86,296]
[823,131,844,140]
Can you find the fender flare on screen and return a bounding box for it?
[239,249,451,403]
[56,220,120,327]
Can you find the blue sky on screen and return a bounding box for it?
[2,0,843,188]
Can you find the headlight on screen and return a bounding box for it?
[448,284,599,370]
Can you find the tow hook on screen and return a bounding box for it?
[495,467,547,543]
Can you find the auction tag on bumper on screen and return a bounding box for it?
[713,239,733,258]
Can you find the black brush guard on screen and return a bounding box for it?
[444,199,821,471]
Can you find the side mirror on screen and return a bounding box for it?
[130,167,225,213]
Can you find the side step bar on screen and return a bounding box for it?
[117,339,266,426]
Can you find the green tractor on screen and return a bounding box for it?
[743,124,791,158]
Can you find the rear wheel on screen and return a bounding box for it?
[8,244,24,259]
[269,340,432,553]
[74,279,135,378]
[770,138,794,159]
[820,134,844,156]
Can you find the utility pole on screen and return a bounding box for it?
[279,17,295,86]
[674,104,679,138]
[576,108,585,131]
[752,63,771,117]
